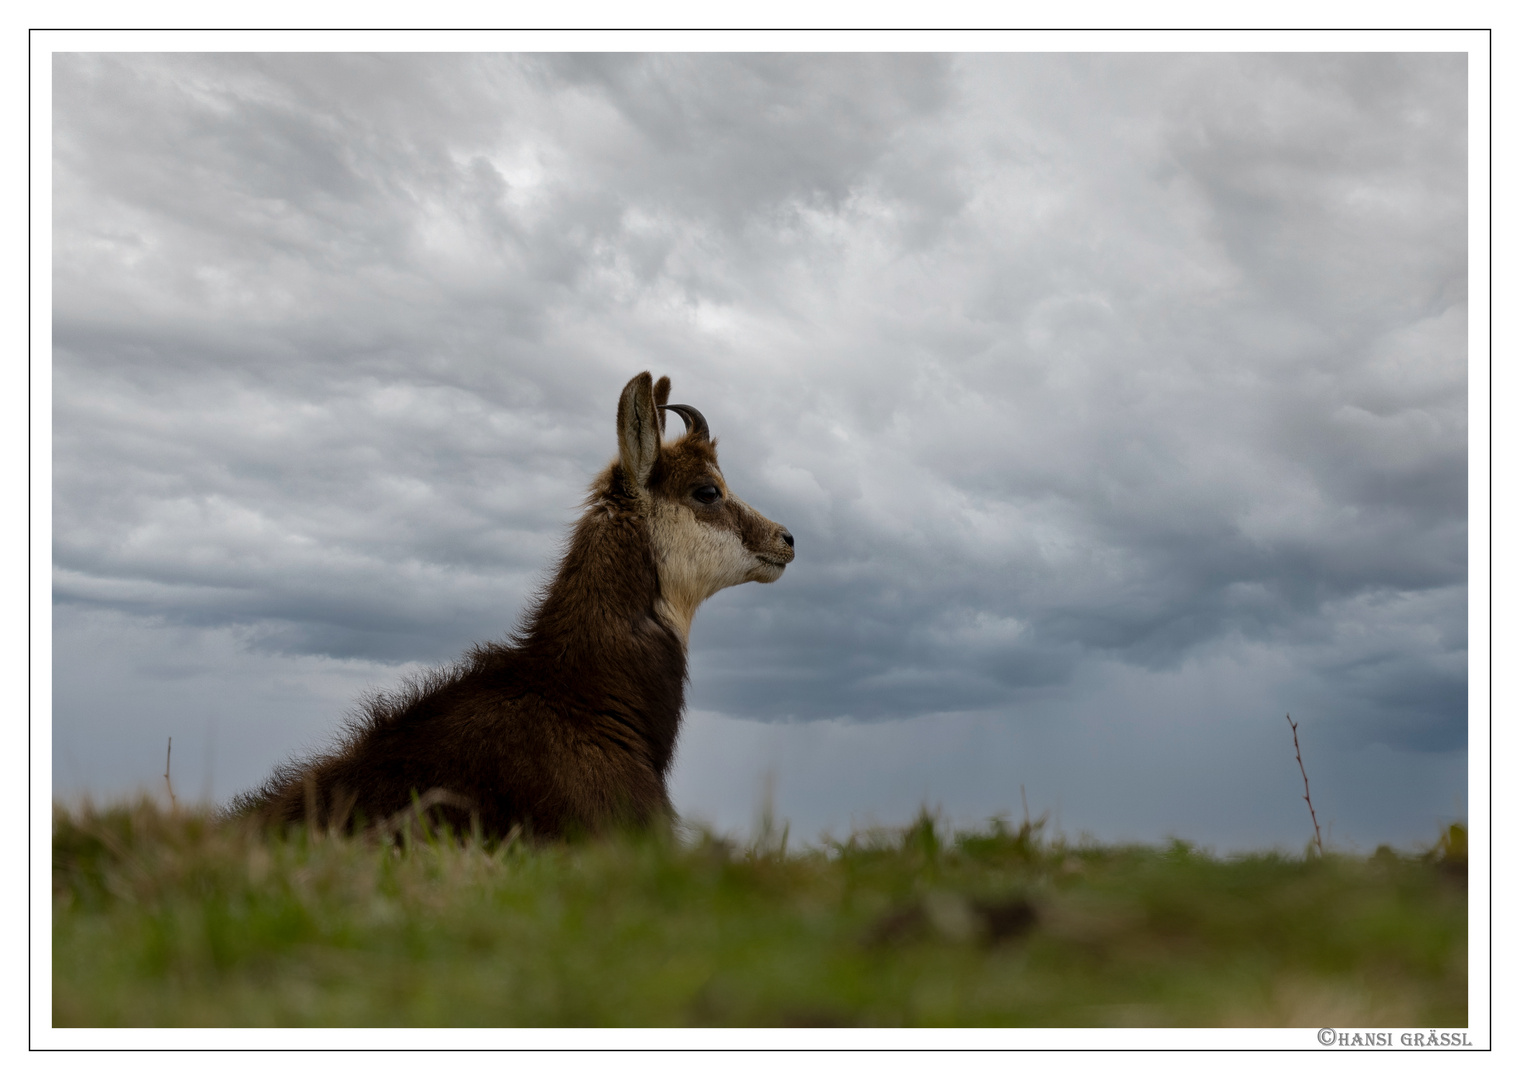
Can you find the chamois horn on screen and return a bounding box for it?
[658,403,710,441]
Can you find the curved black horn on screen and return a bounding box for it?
[658,403,710,441]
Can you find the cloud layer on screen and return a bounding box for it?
[52,53,1468,844]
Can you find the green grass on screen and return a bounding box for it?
[52,801,1467,1027]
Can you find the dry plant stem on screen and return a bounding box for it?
[366,788,477,843]
[163,737,177,813]
[1287,714,1323,857]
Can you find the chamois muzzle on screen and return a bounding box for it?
[659,403,710,442]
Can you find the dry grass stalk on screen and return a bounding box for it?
[1287,713,1323,857]
[163,737,177,813]
[365,788,478,843]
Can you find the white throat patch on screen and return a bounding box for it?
[648,500,761,641]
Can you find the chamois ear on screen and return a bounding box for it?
[653,375,671,435]
[617,372,661,491]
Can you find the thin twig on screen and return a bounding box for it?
[163,737,177,813]
[1287,714,1322,857]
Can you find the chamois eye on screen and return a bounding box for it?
[693,485,721,505]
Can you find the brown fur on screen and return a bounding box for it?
[229,373,795,840]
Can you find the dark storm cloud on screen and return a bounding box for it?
[689,53,1466,753]
[53,49,1467,798]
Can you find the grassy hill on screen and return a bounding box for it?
[52,801,1467,1027]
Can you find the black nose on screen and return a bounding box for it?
[781,530,794,549]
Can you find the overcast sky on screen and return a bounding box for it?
[51,52,1469,851]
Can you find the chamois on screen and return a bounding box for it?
[231,372,795,839]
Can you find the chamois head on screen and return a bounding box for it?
[614,371,795,640]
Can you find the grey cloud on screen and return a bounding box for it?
[52,52,1468,839]
[539,54,957,225]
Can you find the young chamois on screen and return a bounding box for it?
[232,372,795,839]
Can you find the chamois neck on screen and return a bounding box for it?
[523,502,685,666]
[515,501,687,774]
